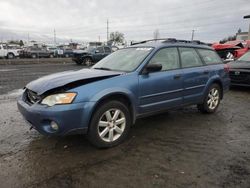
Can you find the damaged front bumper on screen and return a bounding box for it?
[17,96,95,136]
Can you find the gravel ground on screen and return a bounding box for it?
[0,63,250,188]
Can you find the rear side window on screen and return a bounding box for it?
[104,47,111,53]
[179,48,203,68]
[198,49,222,64]
[149,47,180,71]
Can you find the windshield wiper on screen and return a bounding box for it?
[93,67,112,71]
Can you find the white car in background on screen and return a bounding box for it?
[0,44,20,59]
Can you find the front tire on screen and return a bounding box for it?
[87,100,131,148]
[198,84,221,113]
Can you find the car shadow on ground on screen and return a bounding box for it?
[230,86,250,93]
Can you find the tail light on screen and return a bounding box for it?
[224,64,230,73]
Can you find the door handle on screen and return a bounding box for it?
[203,70,209,74]
[173,74,181,79]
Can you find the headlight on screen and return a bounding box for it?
[41,93,76,107]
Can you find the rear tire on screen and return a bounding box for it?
[7,53,15,59]
[84,57,94,66]
[31,54,37,59]
[197,83,221,113]
[87,100,131,148]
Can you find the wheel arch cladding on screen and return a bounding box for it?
[206,77,224,99]
[90,93,136,125]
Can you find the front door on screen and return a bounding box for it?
[138,47,183,114]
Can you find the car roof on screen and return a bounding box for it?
[131,39,213,50]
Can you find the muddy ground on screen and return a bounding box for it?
[0,63,250,188]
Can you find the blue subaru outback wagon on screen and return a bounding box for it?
[17,39,230,148]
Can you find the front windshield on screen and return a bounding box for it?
[238,52,250,62]
[92,47,153,72]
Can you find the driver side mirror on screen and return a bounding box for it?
[95,50,100,54]
[143,63,162,74]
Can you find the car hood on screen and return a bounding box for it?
[26,69,123,95]
[229,61,250,70]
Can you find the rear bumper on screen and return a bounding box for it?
[17,97,95,136]
[230,82,250,87]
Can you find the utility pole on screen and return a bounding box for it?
[243,15,250,40]
[27,33,30,45]
[107,19,109,43]
[54,29,56,46]
[98,36,100,42]
[191,30,195,41]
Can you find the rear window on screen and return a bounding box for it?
[198,49,222,64]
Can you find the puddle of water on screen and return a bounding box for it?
[8,89,23,96]
[0,89,23,100]
[0,69,18,72]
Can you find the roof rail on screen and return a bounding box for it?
[130,38,206,46]
[130,38,177,46]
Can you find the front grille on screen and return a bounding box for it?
[25,89,41,104]
[229,71,250,84]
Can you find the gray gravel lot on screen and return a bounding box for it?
[0,62,250,188]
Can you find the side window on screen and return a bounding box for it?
[104,47,111,53]
[198,49,222,64]
[179,48,203,68]
[148,48,180,71]
[96,47,104,53]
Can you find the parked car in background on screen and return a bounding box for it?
[23,47,51,58]
[18,38,230,148]
[0,44,21,59]
[72,46,113,65]
[229,51,250,87]
[212,40,250,60]
[234,40,250,58]
[63,48,74,58]
[47,47,58,57]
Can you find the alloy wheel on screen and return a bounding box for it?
[207,88,219,110]
[98,108,126,142]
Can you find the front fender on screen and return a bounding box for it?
[90,88,138,123]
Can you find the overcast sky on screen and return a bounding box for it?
[0,0,250,43]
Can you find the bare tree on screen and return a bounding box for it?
[109,31,125,45]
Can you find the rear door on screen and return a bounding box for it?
[138,47,183,114]
[94,47,105,62]
[104,47,112,57]
[179,47,210,104]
